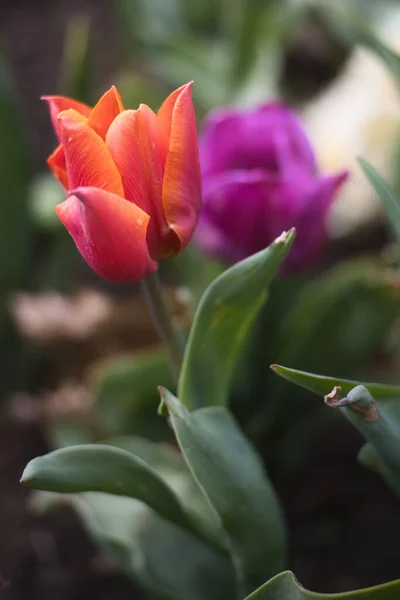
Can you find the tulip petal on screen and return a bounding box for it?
[87,86,125,140]
[42,95,91,139]
[58,109,124,196]
[194,169,276,262]
[47,144,68,189]
[157,83,190,168]
[160,82,201,252]
[56,186,157,282]
[199,103,316,178]
[285,170,349,270]
[106,106,178,259]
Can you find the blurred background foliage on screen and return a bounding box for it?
[1,0,400,599]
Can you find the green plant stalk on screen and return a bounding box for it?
[141,272,184,382]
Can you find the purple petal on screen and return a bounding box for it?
[195,169,278,261]
[284,170,349,270]
[199,102,316,179]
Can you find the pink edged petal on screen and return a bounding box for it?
[161,82,202,253]
[88,86,125,140]
[56,186,157,282]
[47,144,68,190]
[106,106,178,259]
[58,109,124,196]
[42,95,91,139]
[157,82,191,169]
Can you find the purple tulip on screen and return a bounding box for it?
[194,102,348,271]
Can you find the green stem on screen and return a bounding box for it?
[141,272,184,382]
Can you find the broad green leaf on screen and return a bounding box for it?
[73,494,235,600]
[92,348,172,437]
[245,570,400,599]
[178,229,295,409]
[30,489,234,600]
[161,388,286,594]
[359,158,400,241]
[105,435,221,542]
[21,444,192,533]
[271,364,400,399]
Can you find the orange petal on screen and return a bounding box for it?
[58,109,124,196]
[160,82,201,252]
[42,95,91,139]
[157,82,191,169]
[56,186,157,282]
[88,86,125,140]
[106,106,178,259]
[47,144,68,190]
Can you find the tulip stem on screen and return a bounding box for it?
[141,272,184,382]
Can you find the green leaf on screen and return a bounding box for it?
[359,158,400,241]
[160,388,286,594]
[60,15,93,103]
[275,258,400,376]
[178,229,295,409]
[92,348,173,437]
[271,366,400,496]
[73,493,235,600]
[247,257,400,442]
[104,435,221,542]
[324,385,400,498]
[318,4,400,84]
[245,570,400,599]
[271,364,400,399]
[344,12,400,83]
[21,444,192,532]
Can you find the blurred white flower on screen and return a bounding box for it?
[303,8,400,236]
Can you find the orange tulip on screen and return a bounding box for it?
[43,84,201,282]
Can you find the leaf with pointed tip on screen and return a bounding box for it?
[271,364,400,399]
[359,158,400,241]
[21,444,192,532]
[178,230,296,409]
[160,388,286,594]
[245,570,400,599]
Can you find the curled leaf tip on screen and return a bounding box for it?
[346,385,379,421]
[158,387,188,419]
[324,386,343,407]
[325,385,379,421]
[157,386,169,416]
